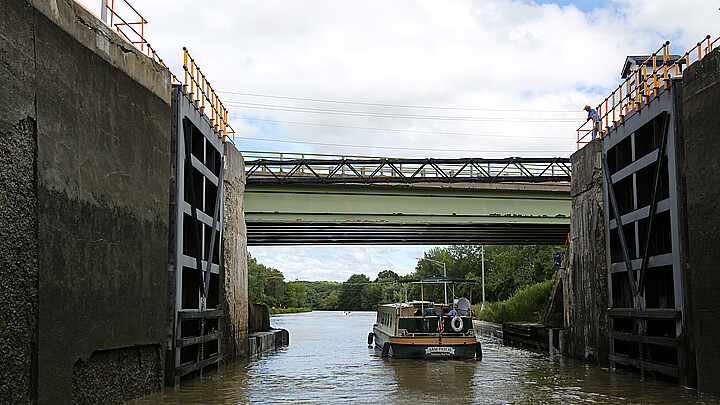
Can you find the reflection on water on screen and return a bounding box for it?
[133,311,717,404]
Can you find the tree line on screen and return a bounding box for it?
[248,245,563,311]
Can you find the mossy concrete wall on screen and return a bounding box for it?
[221,144,250,360]
[248,329,289,357]
[1,0,172,403]
[564,139,609,366]
[680,47,720,396]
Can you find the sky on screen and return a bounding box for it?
[77,0,719,281]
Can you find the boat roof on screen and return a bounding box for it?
[378,302,415,309]
[396,276,478,284]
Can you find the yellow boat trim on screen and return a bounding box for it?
[374,327,475,345]
[390,336,476,345]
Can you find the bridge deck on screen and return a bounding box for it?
[245,182,570,245]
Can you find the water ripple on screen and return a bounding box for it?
[133,311,717,404]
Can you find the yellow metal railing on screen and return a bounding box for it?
[578,34,718,148]
[183,48,235,144]
[103,0,180,84]
[102,1,234,144]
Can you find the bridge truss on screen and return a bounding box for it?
[244,155,571,184]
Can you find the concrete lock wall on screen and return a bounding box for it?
[564,139,609,366]
[248,329,290,357]
[565,48,720,392]
[221,144,250,360]
[0,0,173,403]
[679,47,720,396]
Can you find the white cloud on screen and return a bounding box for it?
[250,246,433,282]
[78,0,720,158]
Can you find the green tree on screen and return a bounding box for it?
[375,270,400,281]
[483,245,560,300]
[248,254,273,306]
[337,274,371,310]
[281,281,308,308]
[248,253,311,309]
[365,283,383,310]
[319,289,340,310]
[303,281,342,309]
[406,245,561,303]
[374,269,402,305]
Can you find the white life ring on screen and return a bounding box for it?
[450,315,463,332]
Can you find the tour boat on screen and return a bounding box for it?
[368,276,482,360]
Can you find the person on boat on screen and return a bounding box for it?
[423,302,439,317]
[457,295,471,316]
[448,304,458,317]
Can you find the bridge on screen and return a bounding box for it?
[242,153,572,245]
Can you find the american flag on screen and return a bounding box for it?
[438,315,444,334]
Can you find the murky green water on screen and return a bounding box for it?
[133,311,717,404]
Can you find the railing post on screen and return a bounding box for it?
[190,61,195,104]
[698,41,702,60]
[663,42,670,89]
[634,70,640,111]
[200,74,205,115]
[183,48,188,92]
[652,53,658,96]
[619,85,624,123]
[612,92,616,129]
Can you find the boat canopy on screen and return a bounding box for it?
[396,276,477,284]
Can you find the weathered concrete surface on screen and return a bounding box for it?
[564,139,609,366]
[0,117,38,403]
[473,320,503,340]
[71,345,162,404]
[0,2,41,401]
[680,47,720,396]
[249,303,271,333]
[0,0,172,403]
[248,329,289,357]
[221,144,250,361]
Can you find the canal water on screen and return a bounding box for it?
[134,311,716,404]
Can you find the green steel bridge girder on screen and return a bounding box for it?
[244,183,571,245]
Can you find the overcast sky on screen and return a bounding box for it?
[77,0,718,281]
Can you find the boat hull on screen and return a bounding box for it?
[373,327,479,359]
